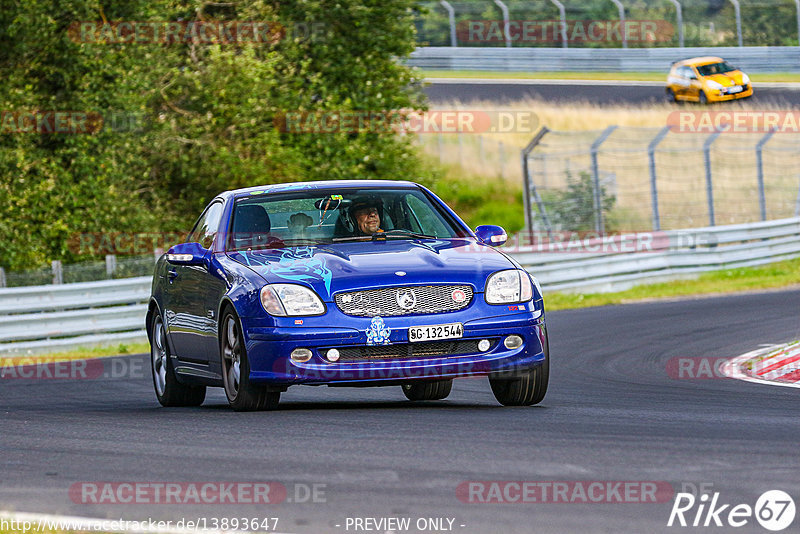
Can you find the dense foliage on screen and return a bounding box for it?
[0,0,428,270]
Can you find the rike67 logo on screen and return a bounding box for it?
[668,490,795,531]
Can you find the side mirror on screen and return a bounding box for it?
[166,242,208,266]
[475,225,508,247]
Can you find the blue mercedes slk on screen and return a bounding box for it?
[147,180,549,411]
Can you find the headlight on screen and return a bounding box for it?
[260,284,326,316]
[485,269,533,304]
[706,80,724,90]
[741,73,750,84]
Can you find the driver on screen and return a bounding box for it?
[349,197,384,236]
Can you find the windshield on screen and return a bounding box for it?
[226,186,468,250]
[696,61,736,76]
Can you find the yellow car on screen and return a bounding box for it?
[666,57,753,103]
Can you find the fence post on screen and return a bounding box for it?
[667,0,684,47]
[647,126,671,231]
[729,0,743,47]
[521,127,552,241]
[703,128,724,226]
[52,260,63,285]
[795,175,800,217]
[549,0,568,48]
[439,0,458,47]
[795,0,800,47]
[755,129,775,221]
[105,254,117,278]
[493,0,512,48]
[610,0,627,48]
[0,267,5,288]
[590,125,618,234]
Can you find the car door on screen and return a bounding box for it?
[685,66,703,101]
[165,201,225,363]
[673,66,692,99]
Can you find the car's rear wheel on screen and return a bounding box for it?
[489,328,549,406]
[666,88,677,103]
[402,379,452,401]
[221,310,280,412]
[150,314,206,407]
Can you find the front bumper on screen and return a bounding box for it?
[706,85,753,102]
[241,310,546,386]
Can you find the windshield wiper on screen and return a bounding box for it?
[378,229,436,240]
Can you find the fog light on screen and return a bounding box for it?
[290,348,312,363]
[326,348,340,362]
[504,335,523,350]
[478,339,491,352]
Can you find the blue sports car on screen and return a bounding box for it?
[147,180,548,411]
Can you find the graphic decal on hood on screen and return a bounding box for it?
[266,246,333,297]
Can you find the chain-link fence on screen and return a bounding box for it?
[416,0,800,48]
[0,254,158,288]
[522,126,800,235]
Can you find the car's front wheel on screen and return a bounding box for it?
[402,379,452,401]
[489,329,549,406]
[698,91,709,105]
[220,310,280,412]
[150,313,206,407]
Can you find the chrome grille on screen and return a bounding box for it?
[328,339,497,362]
[334,285,473,317]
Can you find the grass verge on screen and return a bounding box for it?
[2,341,150,362]
[545,256,800,310]
[421,69,800,83]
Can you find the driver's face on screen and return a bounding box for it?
[355,207,380,234]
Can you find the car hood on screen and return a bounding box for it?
[227,239,516,301]
[703,71,746,86]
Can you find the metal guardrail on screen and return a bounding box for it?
[1,217,798,355]
[513,217,800,293]
[0,277,151,356]
[409,46,800,73]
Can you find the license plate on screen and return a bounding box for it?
[728,85,743,94]
[409,323,463,342]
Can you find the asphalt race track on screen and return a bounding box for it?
[2,289,799,533]
[424,79,800,106]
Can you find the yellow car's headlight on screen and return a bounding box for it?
[705,80,724,91]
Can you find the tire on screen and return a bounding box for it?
[150,313,206,407]
[666,88,677,103]
[698,91,708,105]
[402,379,453,401]
[220,310,280,412]
[489,328,549,406]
